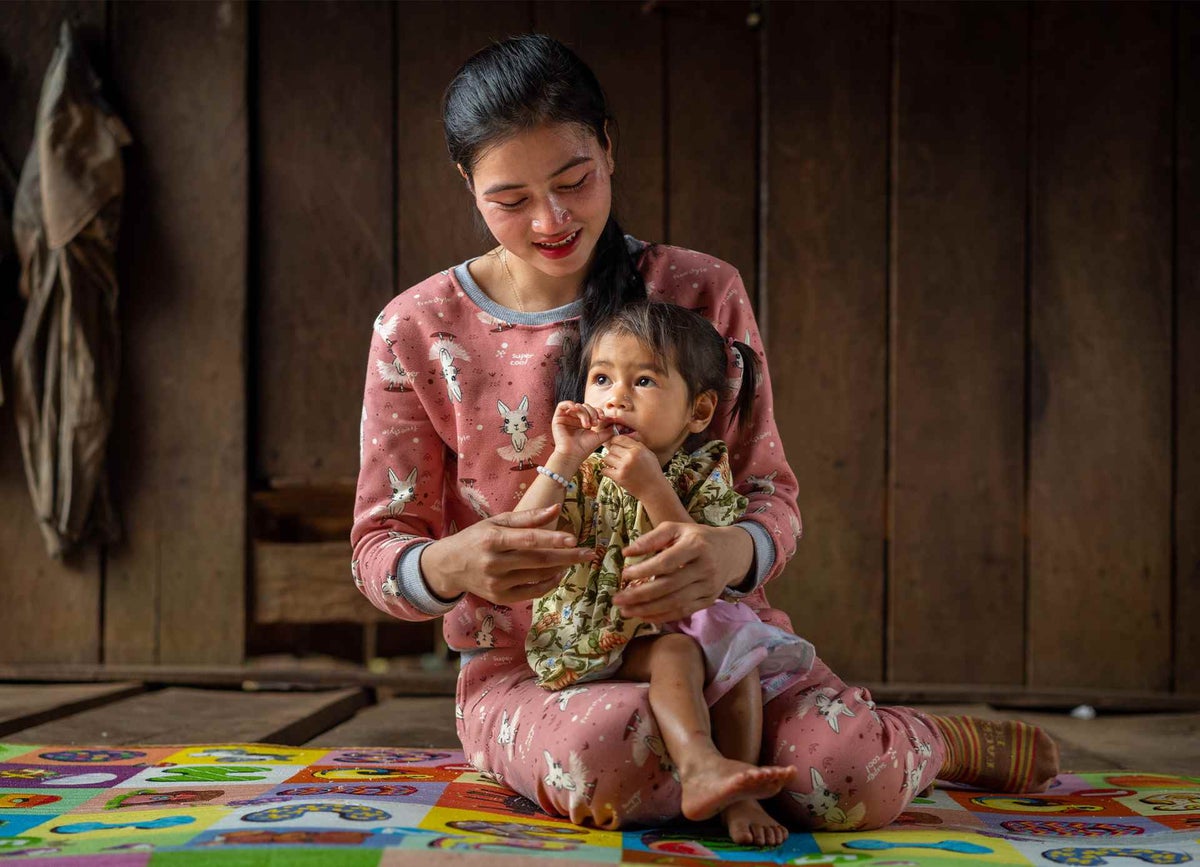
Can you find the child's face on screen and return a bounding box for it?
[583,332,714,465]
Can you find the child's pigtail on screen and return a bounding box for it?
[730,339,760,432]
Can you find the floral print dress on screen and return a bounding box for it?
[526,440,814,703]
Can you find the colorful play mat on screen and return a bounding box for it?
[0,742,1198,864]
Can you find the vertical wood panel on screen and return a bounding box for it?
[0,1,106,663]
[766,1,889,681]
[106,0,247,664]
[536,0,665,244]
[1029,3,1173,689]
[665,1,757,285]
[396,1,531,291]
[1177,2,1200,694]
[889,2,1027,683]
[257,1,393,483]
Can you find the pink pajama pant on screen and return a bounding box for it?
[455,648,946,831]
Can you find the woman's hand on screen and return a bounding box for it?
[421,505,594,604]
[551,401,613,463]
[612,523,754,623]
[600,434,666,501]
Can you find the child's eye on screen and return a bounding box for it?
[636,376,655,387]
[591,373,608,385]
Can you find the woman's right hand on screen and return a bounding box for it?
[419,505,594,604]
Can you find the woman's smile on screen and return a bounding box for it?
[532,228,583,259]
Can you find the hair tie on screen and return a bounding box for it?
[727,339,745,373]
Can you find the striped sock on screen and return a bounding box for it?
[929,715,1059,793]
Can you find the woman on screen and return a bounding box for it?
[352,33,1058,839]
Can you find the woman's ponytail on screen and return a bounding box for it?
[554,215,647,402]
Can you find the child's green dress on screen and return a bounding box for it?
[526,440,813,700]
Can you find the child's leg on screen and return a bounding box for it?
[618,634,795,823]
[710,669,790,847]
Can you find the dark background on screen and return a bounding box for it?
[0,0,1195,696]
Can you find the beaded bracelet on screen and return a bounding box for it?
[536,465,569,488]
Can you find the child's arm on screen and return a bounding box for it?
[635,476,693,527]
[514,450,585,525]
[601,436,692,527]
[516,401,614,529]
[640,490,693,527]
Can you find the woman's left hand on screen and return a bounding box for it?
[612,523,754,623]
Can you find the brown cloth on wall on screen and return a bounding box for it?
[11,22,131,558]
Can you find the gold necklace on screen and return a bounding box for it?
[498,248,527,314]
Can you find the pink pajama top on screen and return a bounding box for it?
[351,237,804,658]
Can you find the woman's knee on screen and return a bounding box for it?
[765,714,920,831]
[774,762,908,831]
[469,675,682,828]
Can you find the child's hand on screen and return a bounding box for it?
[600,435,667,500]
[551,401,614,462]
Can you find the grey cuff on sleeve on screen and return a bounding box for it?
[398,541,463,615]
[724,521,776,597]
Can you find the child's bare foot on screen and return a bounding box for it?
[929,714,1061,792]
[722,798,789,847]
[680,756,795,821]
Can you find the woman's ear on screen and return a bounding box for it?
[688,390,718,433]
[602,122,615,175]
[456,163,473,190]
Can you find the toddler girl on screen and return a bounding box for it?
[518,301,815,845]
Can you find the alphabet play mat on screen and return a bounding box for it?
[0,743,1197,864]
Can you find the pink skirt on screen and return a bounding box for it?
[663,600,815,706]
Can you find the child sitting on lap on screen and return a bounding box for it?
[519,301,815,845]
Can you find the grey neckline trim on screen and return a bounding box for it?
[453,234,647,326]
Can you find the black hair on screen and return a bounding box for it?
[580,301,761,438]
[442,33,647,403]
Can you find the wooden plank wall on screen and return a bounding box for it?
[1027,3,1174,691]
[104,1,248,665]
[766,1,890,681]
[0,0,1195,694]
[1179,2,1200,696]
[887,1,1027,684]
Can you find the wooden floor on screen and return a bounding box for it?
[1,681,1198,777]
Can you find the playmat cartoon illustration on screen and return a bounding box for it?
[0,743,1197,864]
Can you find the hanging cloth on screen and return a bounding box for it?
[11,21,131,557]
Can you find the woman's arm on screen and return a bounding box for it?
[711,268,803,591]
[352,300,593,617]
[351,300,451,621]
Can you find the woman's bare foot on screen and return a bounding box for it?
[722,798,789,847]
[680,756,795,821]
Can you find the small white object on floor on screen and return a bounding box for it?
[1070,704,1096,720]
